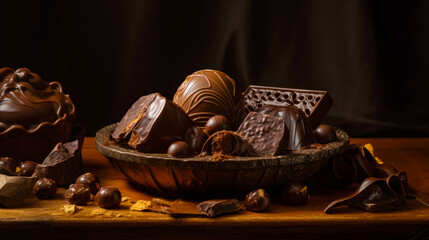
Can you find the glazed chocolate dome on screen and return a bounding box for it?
[173,69,246,129]
[0,67,75,163]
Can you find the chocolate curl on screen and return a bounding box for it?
[324,164,408,213]
[200,130,249,160]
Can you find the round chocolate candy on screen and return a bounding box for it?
[184,126,208,154]
[314,125,337,144]
[282,183,309,205]
[17,161,38,176]
[167,141,192,157]
[244,189,271,212]
[75,172,101,195]
[0,157,18,173]
[33,178,57,199]
[65,183,91,205]
[94,186,121,209]
[205,115,231,136]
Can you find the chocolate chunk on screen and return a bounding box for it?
[112,93,195,153]
[282,183,309,205]
[201,130,248,159]
[205,115,231,136]
[65,183,91,205]
[94,186,122,209]
[256,105,316,151]
[197,199,241,217]
[0,174,37,207]
[184,127,208,154]
[173,69,246,129]
[75,172,101,195]
[17,161,38,176]
[314,124,337,144]
[34,140,82,186]
[236,112,285,156]
[244,189,271,212]
[33,178,57,199]
[167,141,192,157]
[243,85,333,129]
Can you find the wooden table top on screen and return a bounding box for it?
[1,137,428,240]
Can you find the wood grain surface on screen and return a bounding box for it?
[0,138,428,240]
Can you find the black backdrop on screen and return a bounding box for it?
[1,0,428,137]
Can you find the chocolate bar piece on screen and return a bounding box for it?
[236,112,286,156]
[243,85,333,129]
[197,199,241,217]
[34,140,82,186]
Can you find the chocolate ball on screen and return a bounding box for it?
[17,161,38,176]
[184,126,208,154]
[65,183,91,205]
[314,125,337,144]
[205,115,231,136]
[282,183,309,205]
[0,157,18,172]
[94,186,121,209]
[173,69,246,128]
[33,178,57,199]
[75,172,101,195]
[167,141,192,157]
[244,189,271,212]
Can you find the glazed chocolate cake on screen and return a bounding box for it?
[0,67,76,163]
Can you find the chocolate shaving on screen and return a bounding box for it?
[0,174,37,207]
[34,140,82,186]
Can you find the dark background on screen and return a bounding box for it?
[1,0,428,137]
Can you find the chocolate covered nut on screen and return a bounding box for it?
[282,183,309,205]
[65,183,91,205]
[167,141,192,157]
[0,157,18,174]
[33,178,57,199]
[17,161,38,176]
[75,172,101,195]
[94,186,121,209]
[205,115,231,136]
[314,125,337,144]
[244,189,271,212]
[184,126,208,154]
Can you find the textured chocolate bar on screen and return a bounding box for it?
[243,85,333,129]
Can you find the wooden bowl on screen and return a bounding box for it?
[95,123,349,198]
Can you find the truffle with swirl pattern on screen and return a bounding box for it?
[173,69,246,129]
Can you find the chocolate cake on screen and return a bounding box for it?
[0,67,76,163]
[173,69,246,129]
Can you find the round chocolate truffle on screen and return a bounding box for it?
[167,141,192,157]
[314,125,337,144]
[173,69,246,129]
[33,178,57,199]
[282,183,309,205]
[65,183,91,205]
[205,115,231,136]
[17,161,38,176]
[184,126,208,154]
[75,172,101,195]
[0,67,76,163]
[244,189,271,212]
[94,186,121,209]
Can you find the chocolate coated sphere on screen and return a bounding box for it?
[167,141,192,157]
[94,186,122,209]
[33,178,57,199]
[282,183,309,205]
[244,189,271,212]
[314,125,337,144]
[0,157,18,172]
[184,126,208,154]
[17,161,38,176]
[65,184,91,205]
[205,115,231,136]
[75,172,101,195]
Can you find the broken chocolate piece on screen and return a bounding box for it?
[243,85,333,129]
[0,174,37,207]
[256,105,316,151]
[201,130,248,159]
[34,140,82,186]
[197,199,241,217]
[236,112,286,156]
[0,157,18,176]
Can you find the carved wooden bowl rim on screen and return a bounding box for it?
[95,123,350,170]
